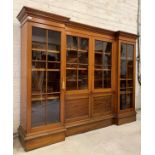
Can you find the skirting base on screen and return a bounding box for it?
[18,126,65,151]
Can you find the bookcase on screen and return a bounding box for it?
[17,7,137,151]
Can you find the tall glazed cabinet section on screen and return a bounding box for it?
[116,32,137,125]
[17,7,137,151]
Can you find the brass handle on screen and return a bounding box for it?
[62,79,65,90]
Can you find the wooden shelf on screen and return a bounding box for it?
[32,68,60,71]
[67,48,88,53]
[48,50,60,53]
[120,78,133,80]
[48,61,60,63]
[32,48,46,52]
[32,60,46,62]
[95,68,111,71]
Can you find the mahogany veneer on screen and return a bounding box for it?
[17,6,137,151]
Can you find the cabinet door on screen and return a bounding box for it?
[31,26,61,127]
[94,40,112,89]
[120,43,134,110]
[66,35,88,90]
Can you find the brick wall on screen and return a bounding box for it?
[13,0,140,133]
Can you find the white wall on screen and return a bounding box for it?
[13,0,140,133]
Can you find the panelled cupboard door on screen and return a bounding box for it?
[92,38,114,117]
[119,42,135,111]
[30,23,64,129]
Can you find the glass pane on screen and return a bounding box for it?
[79,37,88,51]
[79,51,88,64]
[94,40,112,89]
[94,70,103,88]
[47,71,60,93]
[105,42,112,53]
[120,94,126,110]
[48,30,60,52]
[32,51,46,61]
[32,27,46,49]
[31,99,46,127]
[95,54,103,66]
[103,54,111,67]
[120,80,126,89]
[48,52,60,61]
[48,62,60,69]
[103,71,111,88]
[127,44,134,60]
[67,36,78,49]
[127,80,133,88]
[95,40,103,52]
[47,97,60,123]
[32,71,46,94]
[120,60,127,78]
[67,51,77,63]
[121,44,127,58]
[78,69,88,89]
[126,93,132,108]
[66,69,77,90]
[128,65,133,78]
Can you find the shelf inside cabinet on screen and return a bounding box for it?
[32,48,46,52]
[48,50,60,53]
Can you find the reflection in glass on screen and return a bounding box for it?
[79,52,88,64]
[66,69,77,90]
[47,71,60,93]
[47,98,60,123]
[67,36,78,49]
[48,53,60,61]
[121,44,126,58]
[120,80,126,89]
[103,54,111,66]
[95,40,103,52]
[48,30,60,52]
[127,44,134,60]
[126,93,132,108]
[120,60,127,78]
[32,71,46,94]
[103,71,111,88]
[120,94,126,110]
[78,69,88,89]
[31,100,45,127]
[67,51,77,63]
[79,38,88,50]
[32,27,46,49]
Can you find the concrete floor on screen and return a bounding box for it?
[14,110,141,155]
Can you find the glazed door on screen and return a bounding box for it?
[30,25,63,128]
[65,33,90,122]
[92,38,114,117]
[119,42,135,110]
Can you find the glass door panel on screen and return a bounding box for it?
[120,43,134,110]
[31,27,61,127]
[66,35,88,90]
[32,27,46,50]
[94,40,112,89]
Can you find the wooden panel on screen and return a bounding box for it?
[65,98,89,121]
[66,118,113,136]
[65,94,89,122]
[93,95,113,116]
[18,126,65,151]
[20,22,28,132]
